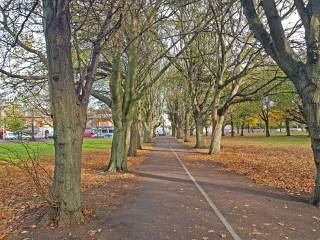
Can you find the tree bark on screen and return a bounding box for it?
[184,111,190,142]
[209,113,225,154]
[285,118,291,136]
[31,113,35,141]
[195,117,205,148]
[240,123,244,136]
[171,124,176,137]
[143,123,153,143]
[231,116,235,137]
[205,127,209,136]
[265,119,271,137]
[302,96,320,206]
[128,119,139,157]
[107,43,136,172]
[108,126,126,171]
[137,124,142,150]
[42,1,86,224]
[190,127,194,136]
[176,125,182,139]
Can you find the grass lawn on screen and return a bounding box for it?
[221,131,310,147]
[0,138,112,162]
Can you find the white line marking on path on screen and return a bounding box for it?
[171,148,243,240]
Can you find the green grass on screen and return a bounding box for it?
[0,138,112,162]
[222,131,310,146]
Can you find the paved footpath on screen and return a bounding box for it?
[103,137,320,240]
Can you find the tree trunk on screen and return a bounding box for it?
[153,125,158,137]
[108,126,126,171]
[205,127,209,136]
[128,120,139,157]
[176,125,182,139]
[184,112,190,142]
[209,114,225,154]
[143,123,153,143]
[171,124,176,137]
[137,124,142,150]
[107,43,136,172]
[310,125,320,206]
[301,95,320,206]
[265,119,270,137]
[240,123,244,136]
[51,117,85,225]
[222,124,225,136]
[42,1,86,224]
[195,117,205,148]
[247,124,250,133]
[190,127,194,136]
[162,122,166,136]
[231,117,235,137]
[31,113,35,141]
[285,118,291,137]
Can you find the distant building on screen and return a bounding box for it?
[86,117,113,129]
[86,107,113,129]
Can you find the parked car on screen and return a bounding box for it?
[93,128,114,138]
[92,132,113,138]
[4,131,17,140]
[83,129,94,138]
[18,133,32,140]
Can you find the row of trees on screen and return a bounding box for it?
[0,0,195,224]
[0,0,319,226]
[164,0,320,207]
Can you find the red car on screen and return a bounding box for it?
[83,129,94,138]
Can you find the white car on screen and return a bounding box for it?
[4,132,17,140]
[19,133,32,140]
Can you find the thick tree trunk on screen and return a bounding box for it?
[285,118,291,136]
[42,1,86,225]
[209,114,225,154]
[107,46,135,172]
[51,118,86,225]
[310,123,320,206]
[108,126,127,171]
[128,120,139,157]
[301,95,320,206]
[195,117,205,148]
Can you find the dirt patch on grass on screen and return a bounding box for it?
[181,136,315,195]
[0,148,148,240]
